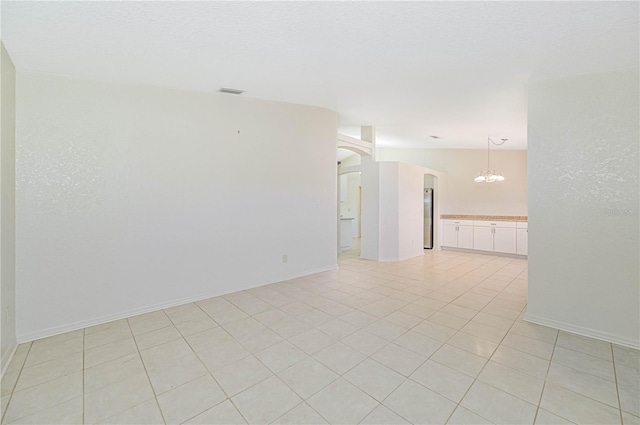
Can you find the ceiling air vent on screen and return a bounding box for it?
[430,135,440,139]
[219,88,244,95]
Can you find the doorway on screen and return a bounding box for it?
[337,149,362,256]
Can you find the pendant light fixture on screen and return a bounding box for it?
[474,136,507,183]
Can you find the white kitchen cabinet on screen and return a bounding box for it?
[516,221,528,256]
[443,219,526,256]
[473,226,494,251]
[458,225,474,249]
[494,227,517,254]
[472,221,520,255]
[517,228,528,255]
[442,220,474,249]
[443,223,458,247]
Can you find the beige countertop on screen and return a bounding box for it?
[441,214,528,222]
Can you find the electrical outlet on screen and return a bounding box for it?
[282,254,288,263]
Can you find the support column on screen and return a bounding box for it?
[360,126,376,162]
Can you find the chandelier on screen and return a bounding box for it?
[474,136,507,183]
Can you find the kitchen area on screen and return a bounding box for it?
[439,215,528,256]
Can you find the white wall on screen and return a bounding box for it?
[1,44,17,373]
[362,161,434,262]
[15,72,338,341]
[527,67,640,348]
[360,156,380,260]
[396,162,427,260]
[378,163,400,261]
[379,148,527,216]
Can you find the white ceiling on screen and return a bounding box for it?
[2,2,638,150]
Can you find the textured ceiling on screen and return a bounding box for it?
[2,1,638,149]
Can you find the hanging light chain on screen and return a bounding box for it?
[475,136,507,183]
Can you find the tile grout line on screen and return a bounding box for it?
[176,317,254,425]
[439,280,527,425]
[271,399,331,425]
[524,317,624,422]
[1,342,33,425]
[124,317,168,425]
[532,324,561,425]
[540,342,626,413]
[610,343,625,425]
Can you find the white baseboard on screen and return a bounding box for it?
[1,343,18,379]
[525,314,640,350]
[288,264,338,279]
[17,264,338,344]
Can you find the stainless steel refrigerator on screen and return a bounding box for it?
[424,188,433,249]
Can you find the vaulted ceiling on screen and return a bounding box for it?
[2,1,638,149]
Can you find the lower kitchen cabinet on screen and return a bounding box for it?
[443,223,459,248]
[442,219,526,256]
[473,226,493,251]
[494,227,517,254]
[475,221,517,254]
[516,222,528,255]
[457,225,474,249]
[442,220,474,249]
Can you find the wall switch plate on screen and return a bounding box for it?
[282,254,288,263]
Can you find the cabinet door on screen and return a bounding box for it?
[494,227,517,254]
[473,227,494,251]
[458,225,474,249]
[516,228,528,255]
[442,224,458,247]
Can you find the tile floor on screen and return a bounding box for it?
[1,243,639,424]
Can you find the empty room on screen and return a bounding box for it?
[0,2,638,424]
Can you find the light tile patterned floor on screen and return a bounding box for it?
[1,244,639,424]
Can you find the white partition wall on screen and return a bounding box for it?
[360,156,380,260]
[361,160,445,261]
[527,67,640,348]
[1,44,17,374]
[15,72,339,341]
